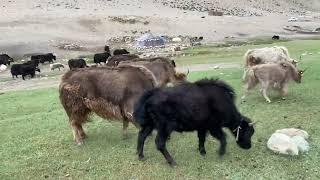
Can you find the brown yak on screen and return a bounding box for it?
[106,54,140,67]
[241,61,305,103]
[59,60,187,145]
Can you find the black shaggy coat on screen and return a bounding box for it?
[133,78,255,166]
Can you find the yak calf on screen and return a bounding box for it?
[242,62,305,103]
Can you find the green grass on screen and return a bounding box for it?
[1,40,320,179]
[176,39,320,65]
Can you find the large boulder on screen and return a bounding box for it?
[267,128,310,155]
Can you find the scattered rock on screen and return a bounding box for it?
[268,128,310,155]
[275,128,309,139]
[267,133,299,155]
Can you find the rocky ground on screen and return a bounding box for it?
[0,0,320,91]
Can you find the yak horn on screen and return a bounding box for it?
[303,67,308,72]
[249,121,257,126]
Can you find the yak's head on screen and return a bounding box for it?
[173,69,189,85]
[232,116,255,149]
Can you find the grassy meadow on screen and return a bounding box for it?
[1,40,320,179]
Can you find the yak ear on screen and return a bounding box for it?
[248,121,257,127]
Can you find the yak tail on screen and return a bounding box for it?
[133,89,158,126]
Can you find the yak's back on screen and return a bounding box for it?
[194,78,236,101]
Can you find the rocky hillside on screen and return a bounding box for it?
[154,0,320,16]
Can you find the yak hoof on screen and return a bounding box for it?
[281,97,286,100]
[218,149,226,156]
[138,155,146,161]
[199,149,206,156]
[169,161,178,167]
[76,141,84,146]
[266,100,271,103]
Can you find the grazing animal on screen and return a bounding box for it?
[23,60,39,67]
[68,59,88,70]
[113,48,130,56]
[93,52,111,65]
[243,46,297,80]
[272,35,280,40]
[59,61,187,145]
[242,62,305,103]
[134,79,255,166]
[106,54,139,67]
[11,64,40,80]
[31,53,56,64]
[0,54,14,65]
[118,58,185,87]
[50,63,65,71]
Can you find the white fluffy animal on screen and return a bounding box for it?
[50,63,65,71]
[242,46,298,80]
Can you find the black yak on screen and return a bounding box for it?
[134,79,255,166]
[113,48,130,56]
[11,64,40,80]
[31,53,56,64]
[0,54,14,65]
[68,59,88,70]
[93,52,111,65]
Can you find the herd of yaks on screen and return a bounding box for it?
[1,45,307,166]
[0,46,136,80]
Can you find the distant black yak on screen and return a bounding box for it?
[68,59,88,70]
[113,48,130,56]
[134,78,255,166]
[93,52,111,65]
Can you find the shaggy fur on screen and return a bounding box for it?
[106,54,140,67]
[243,46,297,80]
[0,54,14,66]
[94,52,111,65]
[59,61,187,145]
[134,79,255,166]
[68,59,88,70]
[113,48,130,56]
[31,53,56,64]
[242,62,304,103]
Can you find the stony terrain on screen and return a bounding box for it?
[154,0,320,16]
[1,0,320,58]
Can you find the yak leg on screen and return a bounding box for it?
[78,125,87,139]
[209,128,227,156]
[197,130,207,156]
[122,120,129,139]
[69,112,89,145]
[155,130,177,167]
[70,120,83,145]
[137,126,153,160]
[280,84,288,100]
[241,80,258,100]
[260,82,271,103]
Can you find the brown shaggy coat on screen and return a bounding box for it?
[59,61,187,145]
[106,54,140,67]
[242,62,304,103]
